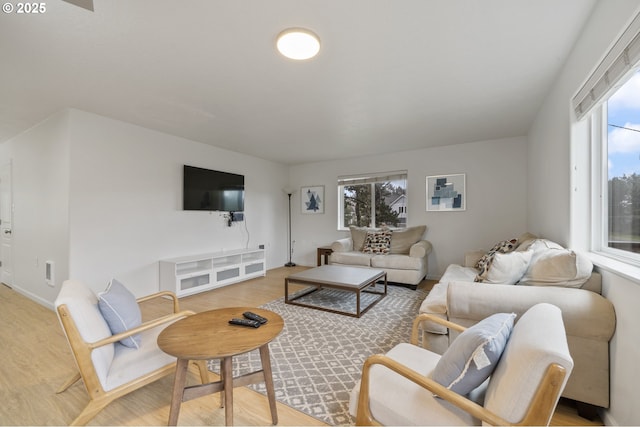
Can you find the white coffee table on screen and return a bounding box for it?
[284,265,387,317]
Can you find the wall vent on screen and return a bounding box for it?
[45,260,54,287]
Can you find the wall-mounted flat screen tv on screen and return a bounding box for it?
[183,165,244,212]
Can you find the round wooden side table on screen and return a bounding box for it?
[157,307,283,426]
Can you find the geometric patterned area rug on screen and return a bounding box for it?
[208,284,429,425]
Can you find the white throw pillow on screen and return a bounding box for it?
[519,249,593,288]
[516,239,593,288]
[480,251,533,285]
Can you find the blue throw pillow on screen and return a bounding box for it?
[431,312,516,395]
[98,279,142,349]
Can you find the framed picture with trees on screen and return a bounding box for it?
[301,185,324,214]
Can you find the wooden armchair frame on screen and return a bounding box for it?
[56,290,209,426]
[356,313,568,426]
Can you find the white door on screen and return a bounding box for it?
[0,162,13,287]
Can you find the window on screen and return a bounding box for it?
[597,70,640,258]
[337,171,407,230]
[576,12,640,261]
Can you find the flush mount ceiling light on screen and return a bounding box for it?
[276,28,320,60]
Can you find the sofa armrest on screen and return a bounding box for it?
[409,240,432,258]
[331,237,353,253]
[446,281,616,341]
[464,250,485,267]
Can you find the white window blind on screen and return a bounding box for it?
[573,11,640,120]
[337,171,407,186]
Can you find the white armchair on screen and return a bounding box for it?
[350,303,573,426]
[55,280,208,425]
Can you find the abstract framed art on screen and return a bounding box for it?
[301,185,324,214]
[426,174,466,211]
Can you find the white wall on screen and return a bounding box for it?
[528,1,640,424]
[0,110,71,306]
[1,109,290,304]
[289,136,528,277]
[66,110,289,297]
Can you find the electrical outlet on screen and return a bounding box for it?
[259,244,265,249]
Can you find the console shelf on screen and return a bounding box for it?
[159,248,266,297]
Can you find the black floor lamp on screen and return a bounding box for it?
[284,188,296,267]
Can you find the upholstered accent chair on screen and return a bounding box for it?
[55,280,209,425]
[350,303,573,426]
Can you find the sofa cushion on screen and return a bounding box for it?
[106,323,176,391]
[98,279,142,349]
[516,237,563,253]
[389,225,426,254]
[329,251,373,267]
[350,226,373,251]
[517,239,593,288]
[371,254,424,270]
[431,312,516,395]
[363,230,393,254]
[475,250,533,285]
[524,250,592,288]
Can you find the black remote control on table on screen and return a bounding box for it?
[229,318,261,328]
[243,311,268,324]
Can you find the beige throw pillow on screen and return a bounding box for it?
[390,225,427,254]
[349,226,372,251]
[519,240,593,288]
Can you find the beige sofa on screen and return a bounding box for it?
[418,234,616,414]
[329,225,432,290]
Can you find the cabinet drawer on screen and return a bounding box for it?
[179,273,211,291]
[216,266,241,282]
[244,261,264,275]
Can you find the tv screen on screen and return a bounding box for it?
[183,165,244,212]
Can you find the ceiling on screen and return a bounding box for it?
[0,0,596,165]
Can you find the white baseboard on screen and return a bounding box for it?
[10,284,55,310]
[600,409,616,426]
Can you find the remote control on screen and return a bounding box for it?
[229,318,261,328]
[243,311,268,324]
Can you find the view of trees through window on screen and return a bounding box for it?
[606,69,640,252]
[342,179,406,228]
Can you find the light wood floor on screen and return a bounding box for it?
[0,266,602,426]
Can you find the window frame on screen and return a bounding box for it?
[591,80,640,266]
[575,11,640,266]
[337,171,408,231]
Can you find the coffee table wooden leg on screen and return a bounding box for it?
[259,344,278,425]
[221,356,234,426]
[168,358,189,426]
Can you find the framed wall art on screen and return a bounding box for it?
[301,185,324,214]
[426,174,466,211]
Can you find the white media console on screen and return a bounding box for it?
[159,248,266,297]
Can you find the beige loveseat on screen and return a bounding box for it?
[329,225,432,290]
[418,233,616,414]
